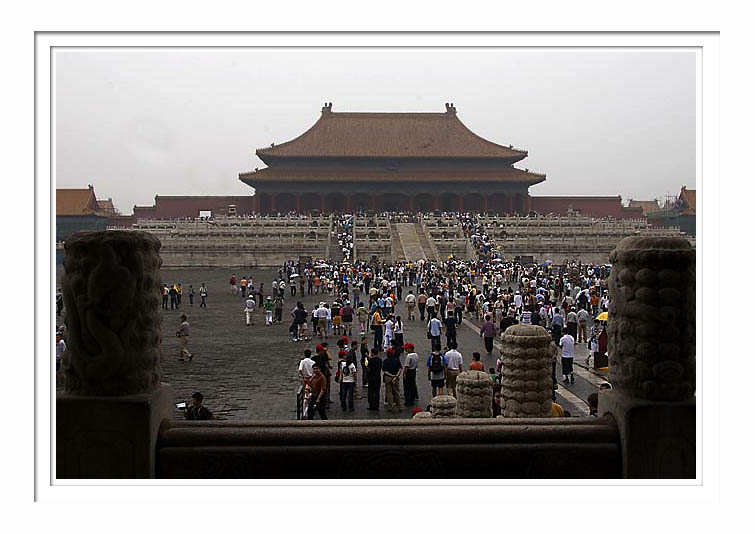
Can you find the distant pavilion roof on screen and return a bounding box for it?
[679,186,696,215]
[240,166,545,185]
[255,104,528,162]
[628,199,661,215]
[56,187,104,216]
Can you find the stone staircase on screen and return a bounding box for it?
[395,223,430,262]
[390,223,407,262]
[413,222,439,262]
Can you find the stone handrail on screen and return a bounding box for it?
[419,220,442,262]
[156,417,621,479]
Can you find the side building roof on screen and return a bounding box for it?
[628,199,661,215]
[56,187,104,216]
[679,186,696,215]
[255,104,528,162]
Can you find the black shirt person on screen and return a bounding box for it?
[184,392,216,420]
[366,348,383,411]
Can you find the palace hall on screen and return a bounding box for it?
[239,103,546,214]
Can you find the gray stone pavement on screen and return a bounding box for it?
[55,266,602,421]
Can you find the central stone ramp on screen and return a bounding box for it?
[414,222,439,262]
[396,223,427,262]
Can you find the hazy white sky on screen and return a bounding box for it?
[55,48,695,213]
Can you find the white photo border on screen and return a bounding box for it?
[35,31,719,504]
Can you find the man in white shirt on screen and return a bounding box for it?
[428,315,442,351]
[559,333,575,384]
[443,341,464,397]
[404,290,416,320]
[244,295,256,326]
[315,303,329,339]
[426,295,437,319]
[513,291,523,311]
[298,349,315,383]
[576,308,590,343]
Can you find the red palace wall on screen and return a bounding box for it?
[530,196,644,219]
[107,215,136,227]
[134,196,254,219]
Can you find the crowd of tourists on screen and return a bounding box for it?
[52,212,613,420]
[285,249,612,419]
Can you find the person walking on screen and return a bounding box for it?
[392,316,405,355]
[443,310,457,347]
[417,290,428,321]
[357,303,369,335]
[382,347,402,412]
[338,352,357,411]
[382,314,395,352]
[427,315,442,352]
[264,296,274,325]
[176,314,192,361]
[559,331,576,384]
[468,352,485,371]
[576,307,590,344]
[273,295,284,324]
[426,347,446,397]
[169,284,178,310]
[307,364,328,420]
[550,308,564,344]
[372,308,384,351]
[244,294,256,325]
[366,348,383,411]
[405,290,416,320]
[298,349,315,384]
[188,285,195,306]
[199,283,208,308]
[341,300,354,336]
[480,315,497,357]
[359,336,370,389]
[444,341,463,398]
[292,302,309,342]
[402,343,419,407]
[315,302,329,339]
[566,307,578,340]
[426,293,437,319]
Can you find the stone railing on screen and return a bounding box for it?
[56,232,695,479]
[156,418,621,479]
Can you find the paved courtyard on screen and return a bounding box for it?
[56,267,601,421]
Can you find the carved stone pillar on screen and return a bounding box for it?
[57,231,174,478]
[599,236,695,478]
[454,370,493,418]
[430,395,457,418]
[499,324,554,417]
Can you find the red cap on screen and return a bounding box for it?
[315,344,324,352]
[386,347,395,356]
[338,350,346,357]
[404,343,415,351]
[341,335,349,343]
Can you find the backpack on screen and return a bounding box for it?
[430,353,443,373]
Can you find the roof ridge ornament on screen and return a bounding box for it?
[444,102,457,114]
[322,102,333,113]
